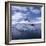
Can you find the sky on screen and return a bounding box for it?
[11,5,41,25]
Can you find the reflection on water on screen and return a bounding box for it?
[11,23,41,40]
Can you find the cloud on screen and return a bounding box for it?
[12,12,24,25]
[12,12,41,25]
[36,17,41,20]
[30,17,41,24]
[12,20,16,25]
[11,6,41,25]
[32,9,40,14]
[12,12,23,20]
[12,18,41,25]
[29,7,33,10]
[31,20,41,24]
[12,5,40,14]
[11,6,21,10]
[11,6,28,12]
[19,20,41,24]
[29,7,40,14]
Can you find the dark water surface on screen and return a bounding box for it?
[11,23,41,40]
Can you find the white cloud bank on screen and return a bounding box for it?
[11,6,40,14]
[11,6,28,12]
[12,12,24,25]
[11,6,41,25]
[12,12,41,25]
[30,7,40,14]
